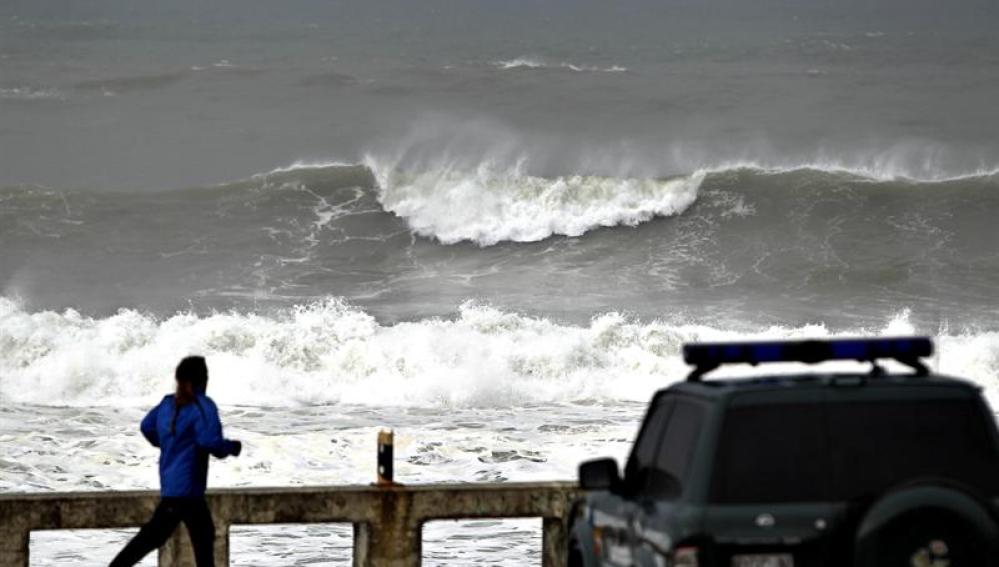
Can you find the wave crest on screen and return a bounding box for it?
[368,158,704,245]
[492,58,628,73]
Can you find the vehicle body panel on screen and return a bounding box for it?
[571,371,999,567]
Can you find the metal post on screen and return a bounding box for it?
[377,430,394,485]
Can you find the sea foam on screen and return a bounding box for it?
[3,298,997,410]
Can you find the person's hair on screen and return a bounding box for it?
[176,355,209,393]
[172,356,208,433]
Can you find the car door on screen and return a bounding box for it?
[586,396,674,566]
[631,396,706,566]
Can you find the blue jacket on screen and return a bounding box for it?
[140,393,239,498]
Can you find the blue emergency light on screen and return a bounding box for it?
[683,337,933,381]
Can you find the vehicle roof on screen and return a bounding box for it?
[660,372,983,404]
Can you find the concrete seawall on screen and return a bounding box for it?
[0,482,579,566]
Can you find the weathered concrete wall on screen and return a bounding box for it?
[0,482,579,567]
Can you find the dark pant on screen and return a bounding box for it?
[109,497,215,567]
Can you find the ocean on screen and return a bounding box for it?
[2,0,999,564]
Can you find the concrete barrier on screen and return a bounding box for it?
[0,482,579,567]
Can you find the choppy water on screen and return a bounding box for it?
[3,0,999,564]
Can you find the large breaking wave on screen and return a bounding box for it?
[367,158,704,245]
[2,297,998,409]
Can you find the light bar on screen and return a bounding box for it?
[683,337,933,381]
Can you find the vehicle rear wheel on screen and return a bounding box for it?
[854,483,999,567]
[856,508,985,567]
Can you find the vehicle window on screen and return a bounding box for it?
[656,400,705,484]
[626,399,672,483]
[710,404,831,503]
[826,399,999,499]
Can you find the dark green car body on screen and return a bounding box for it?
[570,372,999,567]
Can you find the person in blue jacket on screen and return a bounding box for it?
[109,356,241,567]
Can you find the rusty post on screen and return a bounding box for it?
[377,429,394,485]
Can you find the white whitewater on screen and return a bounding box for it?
[3,298,997,410]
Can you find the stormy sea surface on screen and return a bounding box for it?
[3,0,999,564]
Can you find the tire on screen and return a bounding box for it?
[856,508,986,566]
[854,484,999,567]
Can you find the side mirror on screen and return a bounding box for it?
[579,458,622,491]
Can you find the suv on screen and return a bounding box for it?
[569,338,999,567]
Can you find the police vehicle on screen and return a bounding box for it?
[569,337,999,567]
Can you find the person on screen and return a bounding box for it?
[109,356,242,567]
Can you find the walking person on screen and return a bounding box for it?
[110,356,242,567]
